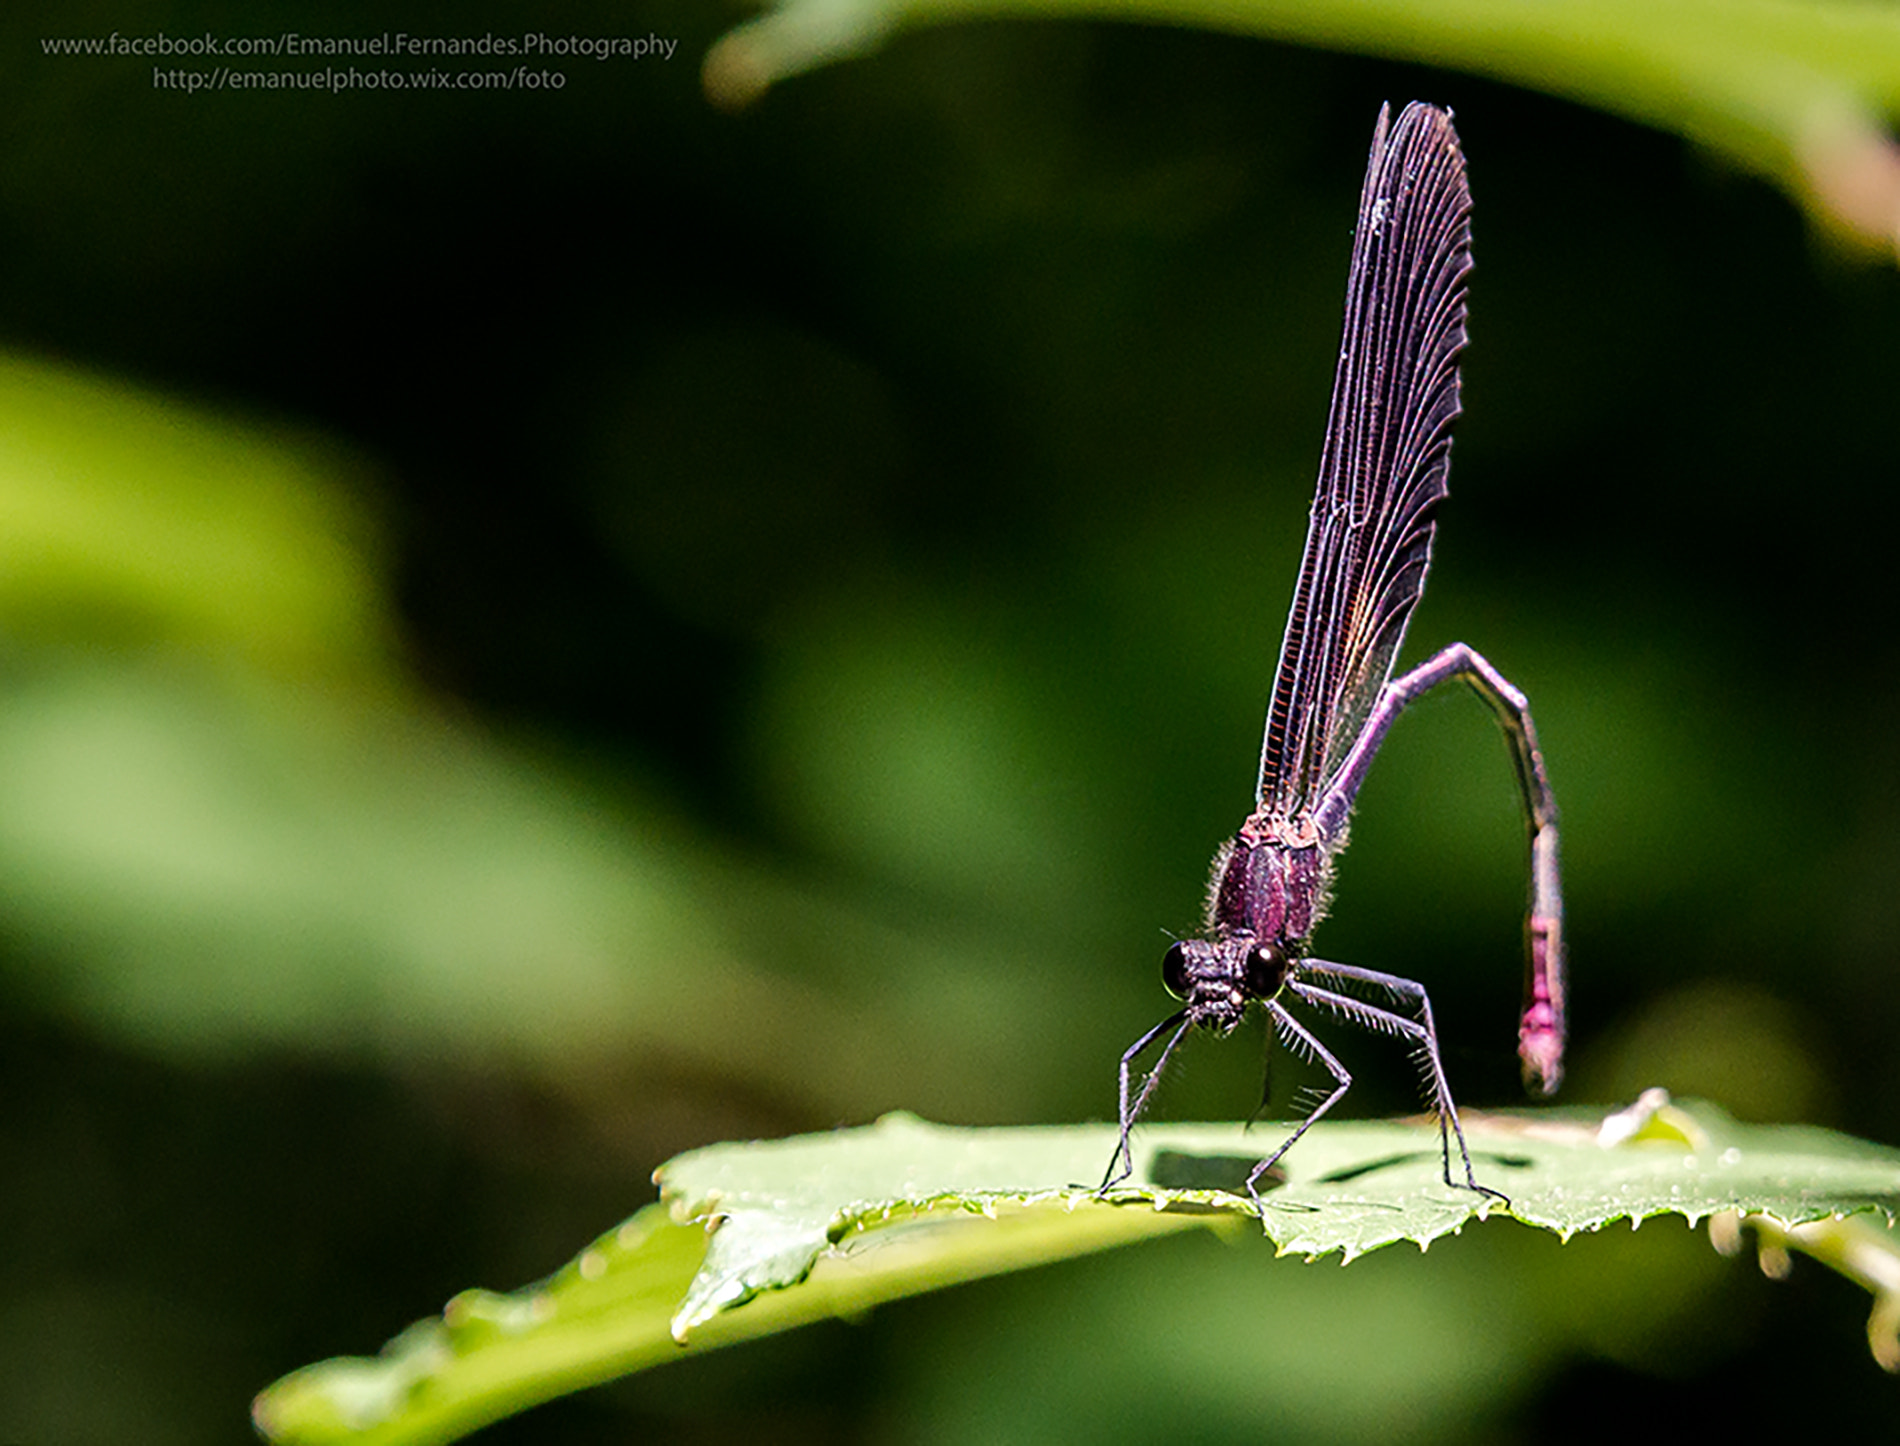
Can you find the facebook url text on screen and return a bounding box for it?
[43,31,677,62]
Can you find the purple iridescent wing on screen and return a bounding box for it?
[1256,103,1474,819]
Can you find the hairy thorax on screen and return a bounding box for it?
[1162,825,1339,1035]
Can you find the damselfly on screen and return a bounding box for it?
[1102,102,1565,1208]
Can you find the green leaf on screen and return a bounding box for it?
[0,352,392,670]
[705,0,1900,258]
[252,1096,1900,1445]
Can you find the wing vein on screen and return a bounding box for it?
[1256,102,1474,817]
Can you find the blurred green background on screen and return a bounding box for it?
[4,0,1898,1441]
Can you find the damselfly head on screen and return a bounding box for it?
[1162,937,1291,1034]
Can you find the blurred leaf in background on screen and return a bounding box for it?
[2,0,1899,1441]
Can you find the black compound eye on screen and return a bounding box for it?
[1243,943,1287,998]
[1161,942,1190,999]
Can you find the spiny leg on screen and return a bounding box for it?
[1244,1001,1353,1210]
[1314,642,1566,1095]
[1290,959,1506,1205]
[1099,1010,1191,1192]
